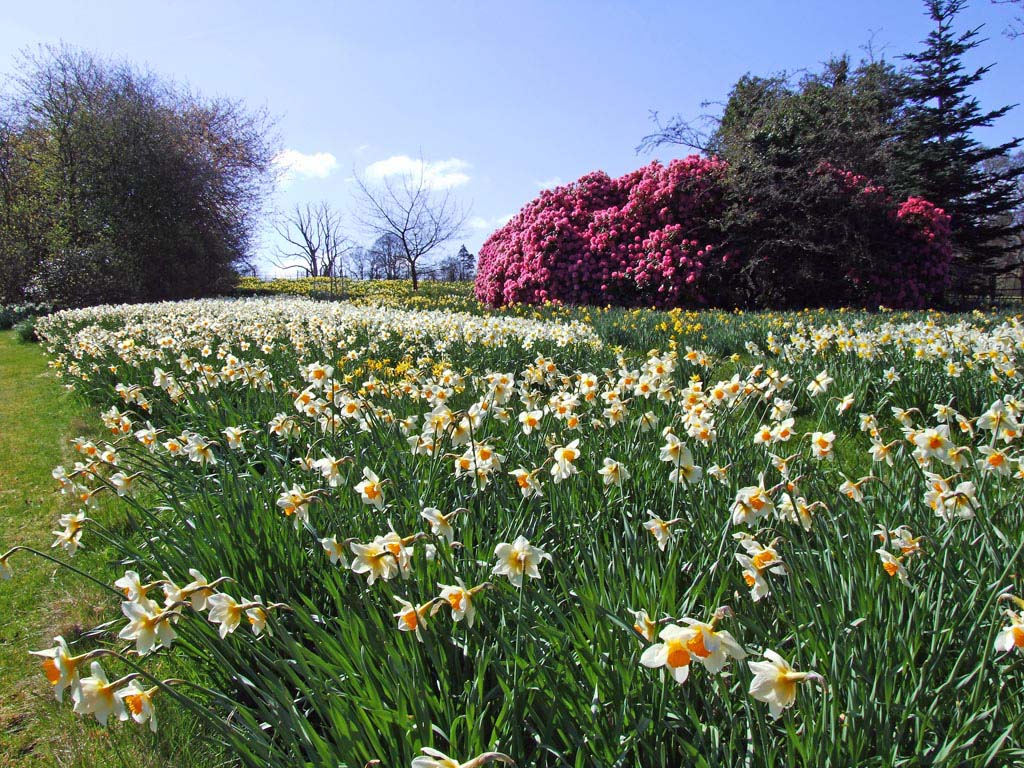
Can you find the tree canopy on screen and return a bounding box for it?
[0,45,277,307]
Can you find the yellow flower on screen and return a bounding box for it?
[411,747,515,768]
[117,680,159,732]
[29,635,80,702]
[72,661,126,726]
[639,624,698,684]
[598,457,630,487]
[354,467,385,509]
[492,536,551,587]
[748,650,822,719]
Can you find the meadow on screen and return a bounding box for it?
[3,289,1024,767]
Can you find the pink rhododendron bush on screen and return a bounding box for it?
[475,158,730,309]
[475,156,953,309]
[811,162,953,309]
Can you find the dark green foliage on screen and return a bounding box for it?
[704,59,921,307]
[12,315,39,342]
[0,45,277,307]
[0,301,51,329]
[895,0,1024,291]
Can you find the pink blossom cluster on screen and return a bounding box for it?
[814,162,953,308]
[474,158,729,308]
[476,157,953,309]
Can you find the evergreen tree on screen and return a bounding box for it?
[896,0,1024,290]
[457,244,475,280]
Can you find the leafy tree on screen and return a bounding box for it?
[895,0,1024,291]
[702,59,917,306]
[0,45,276,307]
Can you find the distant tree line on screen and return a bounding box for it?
[640,0,1023,304]
[271,197,475,284]
[0,45,277,307]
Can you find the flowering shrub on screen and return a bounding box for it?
[813,162,953,308]
[476,158,729,309]
[477,158,953,310]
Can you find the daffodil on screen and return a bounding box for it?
[320,535,351,566]
[207,593,250,638]
[509,467,543,498]
[735,536,786,602]
[679,612,747,673]
[639,624,698,684]
[631,609,658,642]
[643,511,681,551]
[876,548,909,584]
[118,597,179,654]
[350,538,401,584]
[117,680,159,732]
[730,483,774,526]
[411,747,514,768]
[809,431,836,461]
[748,650,822,719]
[72,661,127,726]
[433,578,486,628]
[550,440,580,482]
[51,511,88,556]
[246,598,269,636]
[29,635,80,702]
[598,457,630,487]
[276,484,317,529]
[492,536,550,587]
[394,596,433,641]
[806,370,834,397]
[421,507,459,543]
[354,467,385,508]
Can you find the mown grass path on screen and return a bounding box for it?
[0,332,199,768]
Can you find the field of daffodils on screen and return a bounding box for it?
[5,296,1024,767]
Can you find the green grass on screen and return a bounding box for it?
[0,331,216,768]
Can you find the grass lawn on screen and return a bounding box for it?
[0,331,211,768]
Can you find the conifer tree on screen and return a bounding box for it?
[897,0,1024,288]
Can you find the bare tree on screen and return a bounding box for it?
[354,162,467,290]
[993,0,1024,38]
[347,245,370,280]
[273,202,349,281]
[367,233,408,280]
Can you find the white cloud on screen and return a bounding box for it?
[535,176,563,190]
[365,155,471,189]
[467,214,517,233]
[273,149,339,185]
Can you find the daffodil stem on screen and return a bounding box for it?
[4,546,123,597]
[511,581,525,698]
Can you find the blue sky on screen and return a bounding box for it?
[2,1,1022,275]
